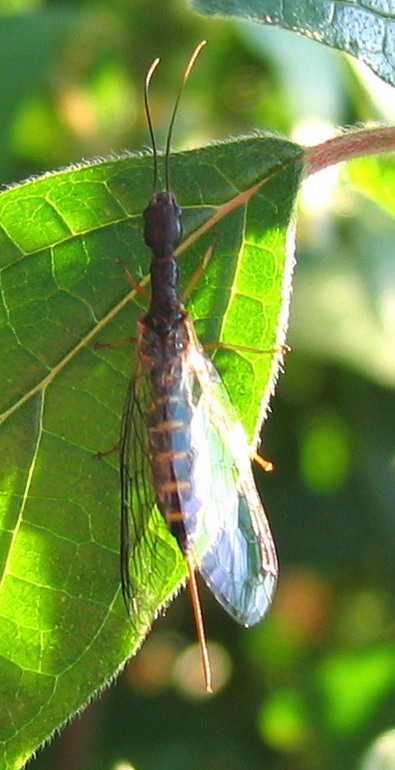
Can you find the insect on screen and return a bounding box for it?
[120,42,278,693]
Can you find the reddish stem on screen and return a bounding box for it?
[304,126,395,176]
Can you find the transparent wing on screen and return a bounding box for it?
[120,368,157,614]
[120,332,277,627]
[183,345,278,627]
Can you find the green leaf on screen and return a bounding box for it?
[0,9,85,179]
[0,134,303,769]
[316,646,395,735]
[191,0,395,87]
[292,145,395,389]
[348,155,395,219]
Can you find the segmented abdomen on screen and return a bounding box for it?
[146,355,196,551]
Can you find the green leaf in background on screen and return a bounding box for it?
[316,646,395,735]
[291,145,395,389]
[348,155,395,219]
[0,9,87,181]
[0,134,303,769]
[191,0,395,87]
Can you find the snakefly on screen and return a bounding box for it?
[120,41,278,693]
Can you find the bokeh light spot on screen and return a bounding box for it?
[258,689,310,751]
[173,642,232,698]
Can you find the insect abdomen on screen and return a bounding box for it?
[148,386,196,549]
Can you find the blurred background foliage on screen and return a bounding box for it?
[2,0,395,769]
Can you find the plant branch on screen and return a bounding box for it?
[304,126,395,176]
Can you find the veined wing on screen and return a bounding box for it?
[184,343,278,627]
[119,368,158,614]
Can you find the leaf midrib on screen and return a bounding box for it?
[1,152,301,431]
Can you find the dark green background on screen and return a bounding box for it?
[1,0,395,769]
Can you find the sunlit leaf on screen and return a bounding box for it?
[348,155,395,219]
[0,135,304,769]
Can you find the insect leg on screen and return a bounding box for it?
[181,235,219,303]
[93,336,137,350]
[251,452,274,473]
[204,341,290,356]
[117,259,151,300]
[93,260,151,350]
[93,441,121,460]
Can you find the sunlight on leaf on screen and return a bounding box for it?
[348,155,395,220]
[0,135,304,769]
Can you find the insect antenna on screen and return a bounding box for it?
[164,40,206,192]
[144,41,207,194]
[144,57,161,193]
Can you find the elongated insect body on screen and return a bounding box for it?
[124,302,277,619]
[120,44,278,692]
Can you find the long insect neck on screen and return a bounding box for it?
[149,254,182,319]
[142,42,207,333]
[139,41,213,693]
[143,189,185,330]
